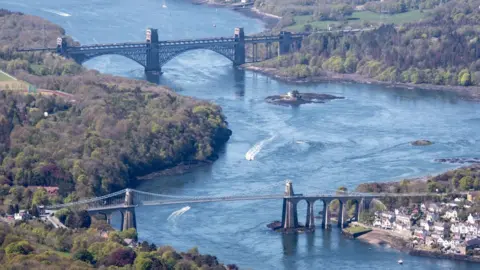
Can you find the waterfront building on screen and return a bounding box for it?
[443,210,458,222]
[467,213,480,225]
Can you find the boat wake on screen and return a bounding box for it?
[167,206,191,221]
[245,135,276,161]
[41,8,71,17]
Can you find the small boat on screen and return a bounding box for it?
[213,24,216,27]
[162,4,167,8]
[397,260,403,265]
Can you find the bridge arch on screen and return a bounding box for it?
[295,199,309,227]
[71,51,147,68]
[343,198,360,223]
[158,46,235,67]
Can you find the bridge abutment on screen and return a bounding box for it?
[233,27,246,66]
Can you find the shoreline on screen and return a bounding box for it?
[191,0,480,102]
[190,0,280,29]
[355,225,411,252]
[136,161,212,180]
[242,65,480,101]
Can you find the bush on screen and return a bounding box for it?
[5,240,34,256]
[73,249,94,264]
[102,247,136,267]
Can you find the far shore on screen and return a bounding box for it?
[190,0,280,29]
[242,65,480,102]
[188,1,480,102]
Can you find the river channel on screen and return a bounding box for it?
[3,0,480,269]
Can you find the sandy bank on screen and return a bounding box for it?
[356,227,410,252]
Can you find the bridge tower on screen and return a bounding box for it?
[122,188,137,231]
[233,27,246,66]
[56,37,68,56]
[281,180,298,229]
[145,28,161,80]
[278,31,293,55]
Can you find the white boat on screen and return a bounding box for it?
[397,260,403,265]
[162,4,167,8]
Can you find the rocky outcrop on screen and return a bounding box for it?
[266,221,315,234]
[434,157,480,164]
[411,140,433,146]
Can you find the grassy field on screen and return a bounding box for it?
[0,70,16,81]
[343,224,372,235]
[285,10,427,32]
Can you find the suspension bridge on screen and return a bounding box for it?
[44,181,457,232]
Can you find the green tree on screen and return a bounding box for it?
[32,188,49,206]
[134,253,153,270]
[7,204,15,215]
[5,240,34,257]
[73,249,94,264]
[30,204,40,217]
[459,176,474,191]
[458,69,471,86]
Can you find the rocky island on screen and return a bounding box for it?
[265,90,344,106]
[411,139,433,146]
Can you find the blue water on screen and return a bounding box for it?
[3,0,480,269]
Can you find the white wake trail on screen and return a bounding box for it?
[167,206,191,221]
[245,135,276,161]
[41,8,71,17]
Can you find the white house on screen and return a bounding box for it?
[428,203,441,213]
[426,211,440,222]
[419,220,430,231]
[380,212,395,229]
[396,214,411,225]
[382,218,394,230]
[14,210,29,221]
[433,222,445,234]
[443,210,458,221]
[467,213,480,225]
[451,223,460,234]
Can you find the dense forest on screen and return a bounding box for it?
[0,220,238,269]
[250,0,450,17]
[356,165,480,194]
[0,10,232,210]
[253,0,480,88]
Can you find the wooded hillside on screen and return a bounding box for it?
[0,10,232,209]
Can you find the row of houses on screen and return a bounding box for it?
[372,197,480,255]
